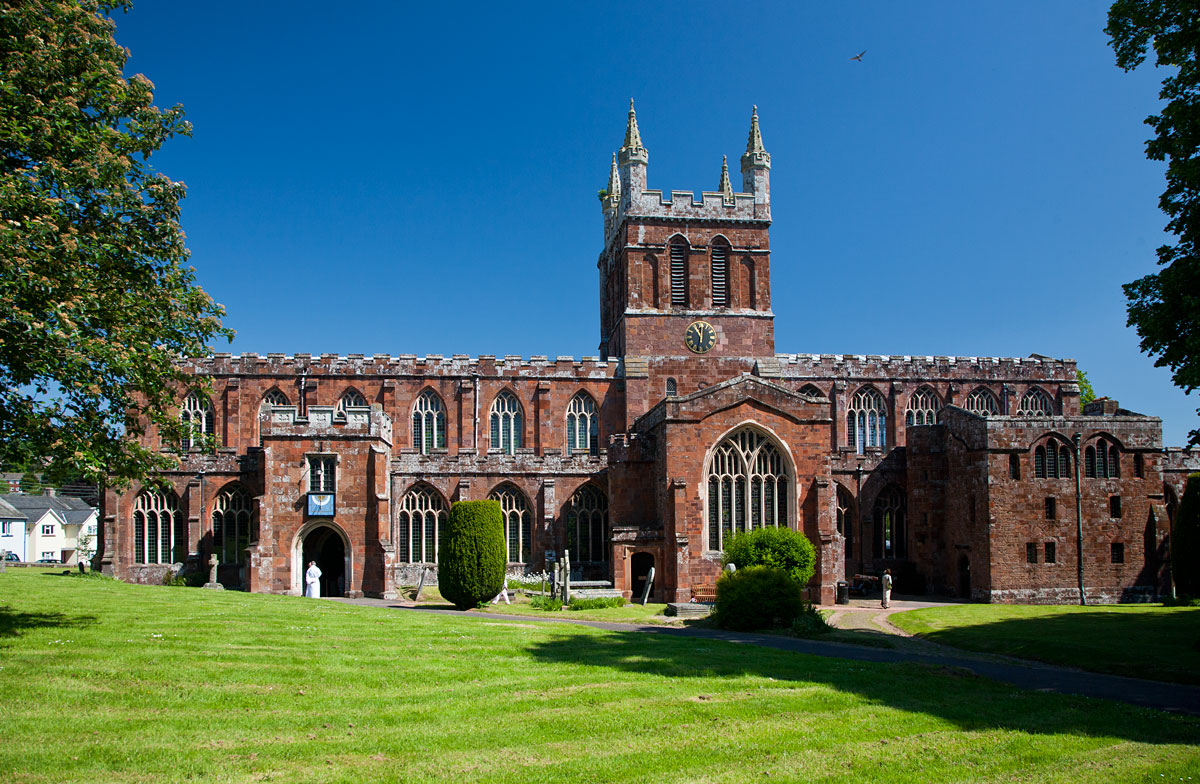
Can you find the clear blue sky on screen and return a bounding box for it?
[112,1,1196,446]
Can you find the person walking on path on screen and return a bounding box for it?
[881,568,892,609]
[305,560,322,598]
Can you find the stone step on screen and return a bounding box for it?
[571,588,623,600]
[665,602,712,618]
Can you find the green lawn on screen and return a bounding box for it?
[889,603,1200,684]
[1,569,1198,783]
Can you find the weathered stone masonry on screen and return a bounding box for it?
[100,103,1188,604]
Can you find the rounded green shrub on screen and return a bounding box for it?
[721,526,816,588]
[713,565,805,631]
[437,500,506,610]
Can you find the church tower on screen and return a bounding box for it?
[598,103,775,361]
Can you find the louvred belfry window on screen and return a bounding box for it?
[669,238,689,307]
[711,240,729,307]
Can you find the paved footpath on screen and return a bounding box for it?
[337,596,1200,718]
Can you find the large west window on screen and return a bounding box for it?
[489,391,524,454]
[412,390,447,454]
[706,427,790,551]
[132,491,184,564]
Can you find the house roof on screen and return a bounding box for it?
[0,497,24,521]
[0,493,96,524]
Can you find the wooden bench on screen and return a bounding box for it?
[691,585,717,603]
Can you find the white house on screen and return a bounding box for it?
[0,497,27,562]
[0,493,99,565]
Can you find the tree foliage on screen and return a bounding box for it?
[0,1,233,486]
[437,500,506,611]
[1106,2,1200,444]
[1171,472,1200,598]
[713,565,805,631]
[1077,370,1097,406]
[720,526,816,588]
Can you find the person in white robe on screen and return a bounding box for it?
[305,560,322,598]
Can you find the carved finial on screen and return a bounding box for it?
[718,155,733,199]
[608,152,621,195]
[746,105,765,154]
[624,98,644,151]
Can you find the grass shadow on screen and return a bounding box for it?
[0,606,97,639]
[523,627,1200,746]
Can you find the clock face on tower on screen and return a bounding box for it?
[684,320,717,354]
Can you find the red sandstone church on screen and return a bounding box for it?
[98,104,1199,604]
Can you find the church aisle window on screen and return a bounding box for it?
[706,427,790,551]
[211,485,254,564]
[412,390,446,454]
[489,391,524,454]
[566,484,608,563]
[180,391,214,450]
[489,484,531,562]
[965,387,1000,417]
[904,386,940,427]
[132,490,184,565]
[1016,387,1054,416]
[566,393,599,455]
[336,388,367,417]
[258,389,289,445]
[396,485,448,563]
[847,387,887,453]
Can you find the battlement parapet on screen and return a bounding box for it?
[260,405,393,444]
[183,353,621,381]
[392,448,608,476]
[772,352,1078,382]
[620,188,768,225]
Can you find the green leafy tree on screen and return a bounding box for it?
[713,565,805,631]
[437,500,506,610]
[1171,472,1200,598]
[0,1,233,488]
[1106,2,1200,444]
[720,526,816,587]
[1077,370,1097,406]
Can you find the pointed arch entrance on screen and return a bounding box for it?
[293,522,350,597]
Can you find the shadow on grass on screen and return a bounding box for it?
[0,606,97,639]
[524,628,1200,745]
[905,609,1200,685]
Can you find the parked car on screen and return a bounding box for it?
[35,558,60,564]
[3,552,19,562]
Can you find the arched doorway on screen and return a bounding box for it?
[630,552,654,600]
[301,525,346,598]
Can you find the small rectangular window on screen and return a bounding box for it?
[1026,542,1038,564]
[1044,541,1056,563]
[42,524,54,536]
[1134,453,1145,478]
[41,551,55,561]
[308,455,336,494]
[1111,542,1124,564]
[1110,496,1122,518]
[1044,497,1056,520]
[1009,454,1020,479]
[0,522,9,535]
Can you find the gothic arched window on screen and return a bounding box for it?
[211,485,254,565]
[669,236,689,307]
[905,386,940,427]
[799,384,824,398]
[489,484,531,563]
[566,484,608,563]
[874,486,905,559]
[1016,387,1054,416]
[336,388,368,417]
[396,484,448,564]
[705,427,790,551]
[180,391,214,450]
[1034,436,1071,479]
[965,387,1000,418]
[132,490,184,565]
[489,391,523,455]
[847,387,887,453]
[412,390,446,454]
[1087,438,1120,479]
[566,393,599,455]
[257,389,289,445]
[710,237,730,308]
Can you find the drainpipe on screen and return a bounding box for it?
[1073,432,1086,606]
[472,374,480,454]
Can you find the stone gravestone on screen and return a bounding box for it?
[0,549,6,573]
[202,553,224,590]
[413,568,428,602]
[640,566,655,606]
[561,550,571,603]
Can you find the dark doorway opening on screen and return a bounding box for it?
[302,526,346,598]
[631,552,654,600]
[958,554,971,600]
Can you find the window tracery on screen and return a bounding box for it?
[706,427,790,551]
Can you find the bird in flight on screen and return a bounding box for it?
[850,50,866,62]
